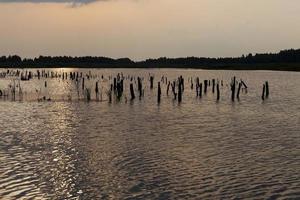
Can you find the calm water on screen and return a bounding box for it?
[0,68,299,200]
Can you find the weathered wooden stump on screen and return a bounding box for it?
[81,78,85,91]
[212,79,215,93]
[195,77,199,96]
[130,83,135,100]
[262,84,266,100]
[158,82,161,103]
[265,81,269,98]
[150,76,154,89]
[199,83,203,98]
[113,78,117,91]
[231,76,236,101]
[237,82,241,100]
[95,81,99,100]
[204,80,208,94]
[167,81,170,96]
[178,78,182,103]
[180,76,184,92]
[138,77,142,98]
[217,83,220,101]
[37,70,40,79]
[172,81,177,100]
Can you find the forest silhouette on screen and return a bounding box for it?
[0,49,299,71]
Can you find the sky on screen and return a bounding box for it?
[0,0,299,60]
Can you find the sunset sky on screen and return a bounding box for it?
[0,0,299,60]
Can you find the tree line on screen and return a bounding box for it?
[0,49,299,71]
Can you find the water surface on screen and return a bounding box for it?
[0,69,299,199]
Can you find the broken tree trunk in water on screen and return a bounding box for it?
[204,80,208,94]
[212,79,215,93]
[265,81,269,98]
[150,76,154,89]
[262,84,266,100]
[158,82,161,103]
[237,82,242,100]
[231,76,236,102]
[130,83,135,100]
[217,83,220,101]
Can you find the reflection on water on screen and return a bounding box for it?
[0,69,300,199]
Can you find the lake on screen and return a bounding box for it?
[0,68,299,199]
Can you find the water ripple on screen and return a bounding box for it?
[0,69,300,199]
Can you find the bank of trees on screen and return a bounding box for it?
[0,49,299,70]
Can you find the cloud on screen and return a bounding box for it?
[0,0,102,4]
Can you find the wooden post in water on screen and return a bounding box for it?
[150,76,154,89]
[167,81,170,96]
[113,78,117,91]
[217,83,220,101]
[195,78,199,97]
[120,79,124,93]
[262,84,265,100]
[108,91,112,103]
[212,79,215,93]
[130,83,135,100]
[237,82,242,100]
[181,76,184,92]
[178,78,182,103]
[204,80,208,94]
[116,79,123,100]
[158,82,161,103]
[265,81,269,98]
[28,72,32,80]
[138,77,142,99]
[172,81,177,100]
[199,83,202,98]
[231,76,236,101]
[86,88,91,101]
[82,78,85,90]
[95,81,99,100]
